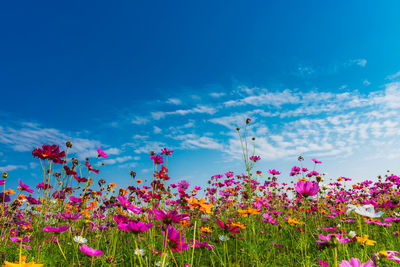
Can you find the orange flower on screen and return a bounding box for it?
[17,194,26,200]
[5,189,15,195]
[187,197,213,214]
[2,255,43,267]
[230,221,246,229]
[298,177,308,182]
[201,227,213,233]
[237,207,260,217]
[287,217,305,225]
[137,179,142,184]
[109,182,116,187]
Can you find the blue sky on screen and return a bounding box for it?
[2,1,400,191]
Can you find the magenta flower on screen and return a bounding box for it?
[249,155,261,162]
[316,234,350,245]
[312,158,322,164]
[0,179,4,186]
[43,226,70,233]
[18,179,34,193]
[74,175,88,183]
[318,260,329,267]
[161,148,174,156]
[154,208,190,225]
[163,225,189,252]
[246,118,251,124]
[37,182,53,190]
[69,196,82,203]
[269,169,281,175]
[339,258,373,267]
[295,180,319,197]
[373,251,400,265]
[97,148,108,158]
[0,193,10,202]
[118,221,153,233]
[150,154,164,165]
[79,244,103,257]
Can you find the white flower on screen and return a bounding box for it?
[134,248,145,256]
[73,236,87,244]
[219,235,230,242]
[348,231,356,238]
[156,261,169,266]
[346,204,384,218]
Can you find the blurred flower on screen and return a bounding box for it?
[219,235,230,241]
[73,236,87,244]
[2,255,43,267]
[346,204,384,218]
[339,258,372,267]
[134,248,145,256]
[18,179,34,193]
[42,226,70,233]
[79,244,103,257]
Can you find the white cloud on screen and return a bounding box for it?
[386,70,400,80]
[151,105,217,120]
[166,98,182,105]
[131,116,150,125]
[0,165,28,172]
[104,156,133,165]
[349,58,367,67]
[210,92,226,98]
[153,126,162,134]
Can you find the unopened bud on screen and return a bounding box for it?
[66,141,72,148]
[2,172,8,179]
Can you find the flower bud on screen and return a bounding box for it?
[66,141,72,148]
[2,172,8,179]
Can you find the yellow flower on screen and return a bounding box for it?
[298,177,308,182]
[356,235,376,246]
[287,217,305,225]
[187,197,213,214]
[3,255,43,267]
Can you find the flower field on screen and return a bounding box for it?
[1,120,400,267]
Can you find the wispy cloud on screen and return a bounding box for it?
[151,105,217,120]
[131,116,150,125]
[0,164,28,172]
[166,98,182,105]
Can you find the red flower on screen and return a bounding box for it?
[74,175,88,183]
[63,165,77,176]
[32,144,66,164]
[85,162,99,174]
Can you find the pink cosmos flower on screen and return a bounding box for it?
[43,226,70,233]
[37,182,53,190]
[318,260,329,267]
[295,180,319,197]
[150,154,164,165]
[153,208,190,225]
[249,156,261,162]
[373,251,400,265]
[163,225,189,252]
[18,179,34,193]
[97,148,108,158]
[161,148,174,156]
[0,179,4,186]
[118,221,153,233]
[269,169,281,175]
[339,258,373,267]
[79,244,103,257]
[316,234,350,244]
[312,158,322,164]
[74,175,88,183]
[85,161,99,174]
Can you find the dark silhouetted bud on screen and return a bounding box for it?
[130,171,136,178]
[2,172,8,179]
[66,141,72,148]
[150,151,155,156]
[246,118,251,124]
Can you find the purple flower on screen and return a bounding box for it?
[26,196,40,205]
[249,156,261,162]
[18,179,34,193]
[0,193,10,202]
[0,179,4,186]
[43,226,70,233]
[37,182,53,190]
[295,180,319,197]
[79,244,103,257]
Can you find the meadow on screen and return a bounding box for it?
[0,118,399,267]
